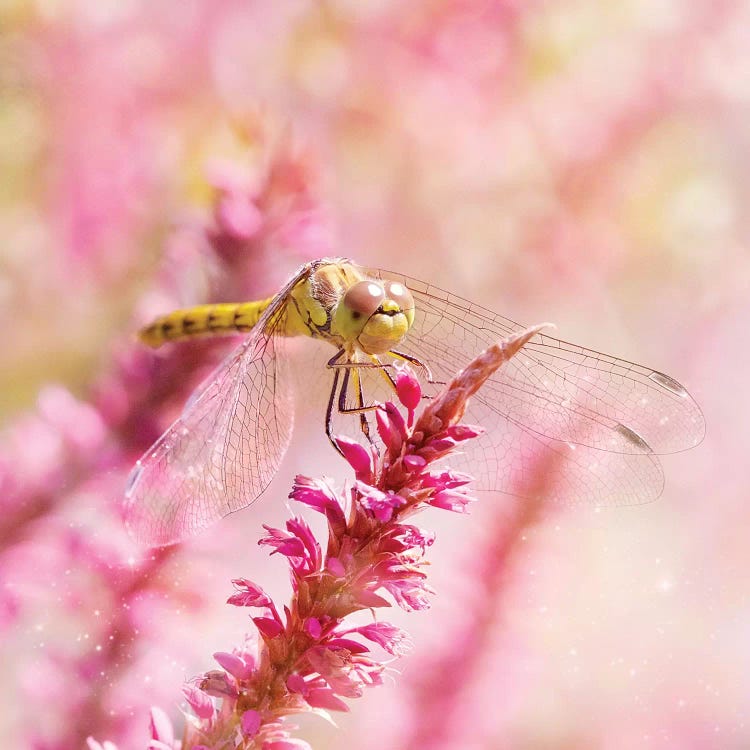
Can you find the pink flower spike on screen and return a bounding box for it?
[240,709,262,738]
[149,706,175,745]
[227,579,273,608]
[147,326,553,748]
[182,684,214,720]
[334,435,375,481]
[393,364,421,425]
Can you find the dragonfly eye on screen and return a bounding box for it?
[343,281,385,320]
[384,280,414,313]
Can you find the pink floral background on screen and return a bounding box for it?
[1,1,747,748]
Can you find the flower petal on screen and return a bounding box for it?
[240,709,262,738]
[227,579,272,608]
[393,365,421,411]
[182,684,214,720]
[254,617,285,638]
[149,706,174,744]
[334,436,374,481]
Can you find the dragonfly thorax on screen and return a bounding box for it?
[331,278,415,355]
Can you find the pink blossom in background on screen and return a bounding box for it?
[2,1,749,749]
[0,127,328,747]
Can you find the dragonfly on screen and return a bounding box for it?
[124,257,705,546]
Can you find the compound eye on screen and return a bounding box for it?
[384,280,414,311]
[343,281,385,320]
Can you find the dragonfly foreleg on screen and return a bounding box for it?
[389,349,446,390]
[325,367,344,456]
[336,367,381,416]
[326,350,394,371]
[325,356,379,453]
[339,367,377,446]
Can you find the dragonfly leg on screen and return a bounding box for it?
[355,369,376,446]
[338,366,377,446]
[327,348,346,369]
[335,368,382,415]
[325,367,344,455]
[327,350,394,371]
[389,349,446,388]
[327,349,397,402]
[325,360,380,453]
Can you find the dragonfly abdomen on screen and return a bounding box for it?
[138,299,274,347]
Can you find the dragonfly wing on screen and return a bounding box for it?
[456,396,665,505]
[123,328,293,546]
[369,267,705,457]
[123,262,324,546]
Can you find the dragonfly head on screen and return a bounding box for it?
[334,279,415,355]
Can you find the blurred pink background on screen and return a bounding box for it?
[1,1,747,748]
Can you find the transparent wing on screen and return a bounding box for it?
[368,266,705,505]
[123,329,293,545]
[122,267,313,546]
[448,404,665,506]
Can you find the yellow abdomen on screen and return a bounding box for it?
[138,299,275,348]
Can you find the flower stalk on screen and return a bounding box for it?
[170,325,548,750]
